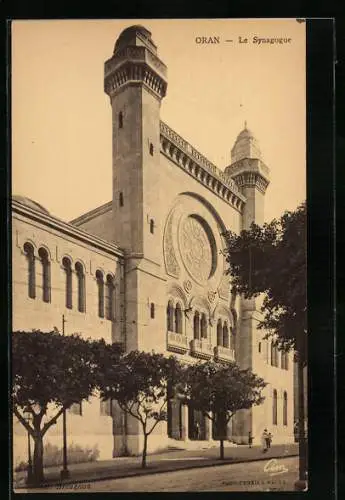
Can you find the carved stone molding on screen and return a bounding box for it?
[163,212,180,278]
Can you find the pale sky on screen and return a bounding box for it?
[12,19,306,223]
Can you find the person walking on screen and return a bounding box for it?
[262,429,269,452]
[267,432,272,449]
[195,421,201,440]
[248,431,254,448]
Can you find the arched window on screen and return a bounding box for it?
[96,270,104,318]
[200,313,207,339]
[167,300,174,331]
[271,343,278,367]
[175,303,182,334]
[24,243,35,299]
[118,111,123,129]
[62,257,72,309]
[105,274,115,321]
[223,323,229,348]
[38,248,50,303]
[273,389,278,425]
[150,218,154,234]
[217,320,222,346]
[283,391,288,426]
[281,351,289,370]
[150,302,155,319]
[193,311,200,340]
[75,262,85,313]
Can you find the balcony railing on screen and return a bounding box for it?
[214,345,235,363]
[190,339,213,360]
[167,331,188,354]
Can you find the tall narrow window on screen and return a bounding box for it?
[150,218,154,234]
[118,111,123,129]
[105,274,115,321]
[38,248,50,303]
[193,312,200,340]
[273,389,278,425]
[149,143,154,155]
[200,313,207,339]
[24,243,35,299]
[96,270,104,318]
[75,262,85,313]
[150,302,155,319]
[119,192,124,207]
[69,402,82,416]
[100,399,112,416]
[283,391,288,426]
[62,257,72,309]
[271,343,278,367]
[258,342,262,353]
[175,303,182,333]
[217,320,222,346]
[167,301,174,331]
[223,323,229,348]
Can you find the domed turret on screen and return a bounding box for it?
[231,122,262,164]
[114,25,157,55]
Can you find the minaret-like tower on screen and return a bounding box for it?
[225,123,270,229]
[225,124,270,441]
[104,25,167,258]
[104,26,168,356]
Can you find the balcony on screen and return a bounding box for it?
[167,331,188,354]
[190,339,213,360]
[214,345,235,363]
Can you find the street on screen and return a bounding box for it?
[20,456,299,492]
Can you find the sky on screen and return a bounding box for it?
[12,19,306,223]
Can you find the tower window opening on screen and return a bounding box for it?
[150,218,154,234]
[119,192,124,207]
[118,112,123,129]
[150,302,155,319]
[258,342,262,353]
[149,143,154,156]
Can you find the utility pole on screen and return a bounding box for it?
[60,314,70,480]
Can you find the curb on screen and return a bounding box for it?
[15,453,299,490]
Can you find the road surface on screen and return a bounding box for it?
[20,456,299,492]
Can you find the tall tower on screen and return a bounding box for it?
[225,125,270,441]
[104,26,168,353]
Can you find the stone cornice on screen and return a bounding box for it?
[225,158,270,194]
[160,121,246,213]
[70,201,112,226]
[12,200,124,259]
[104,46,167,100]
[231,172,269,194]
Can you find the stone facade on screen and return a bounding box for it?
[12,25,294,465]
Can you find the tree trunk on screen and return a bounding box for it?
[219,439,225,460]
[33,434,44,485]
[142,434,148,468]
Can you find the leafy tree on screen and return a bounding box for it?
[12,330,115,485]
[223,202,307,359]
[98,350,184,468]
[184,360,266,459]
[223,202,307,481]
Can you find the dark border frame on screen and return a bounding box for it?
[1,13,336,500]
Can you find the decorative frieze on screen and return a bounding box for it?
[160,122,246,212]
[214,345,235,363]
[190,339,213,360]
[167,332,188,354]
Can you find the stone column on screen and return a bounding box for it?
[205,414,213,441]
[181,404,189,441]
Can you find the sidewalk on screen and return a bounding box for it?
[14,443,298,489]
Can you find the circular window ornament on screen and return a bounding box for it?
[179,215,217,285]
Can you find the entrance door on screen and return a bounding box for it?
[188,406,206,440]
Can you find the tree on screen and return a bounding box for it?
[184,360,266,459]
[223,202,307,483]
[98,350,184,468]
[12,330,114,485]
